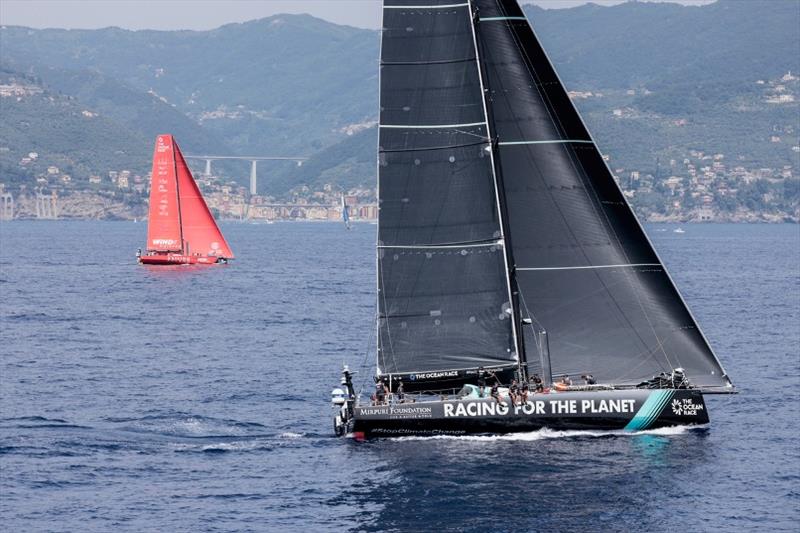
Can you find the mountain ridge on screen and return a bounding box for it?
[0,1,797,205]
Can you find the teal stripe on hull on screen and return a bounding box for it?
[624,390,674,431]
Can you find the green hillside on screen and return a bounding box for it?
[0,0,797,202]
[0,15,378,157]
[0,68,149,183]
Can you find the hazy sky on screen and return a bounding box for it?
[0,0,716,31]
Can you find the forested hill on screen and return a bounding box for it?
[0,0,797,201]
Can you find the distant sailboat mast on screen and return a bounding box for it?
[173,141,186,254]
[341,194,351,230]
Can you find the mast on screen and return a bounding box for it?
[375,2,385,379]
[172,138,185,254]
[468,0,526,380]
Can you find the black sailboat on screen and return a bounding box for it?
[332,0,734,439]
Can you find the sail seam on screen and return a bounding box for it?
[517,263,661,271]
[380,122,485,129]
[381,57,476,66]
[380,139,489,153]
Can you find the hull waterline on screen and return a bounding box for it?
[138,254,229,265]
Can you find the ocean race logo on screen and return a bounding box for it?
[408,370,459,381]
[671,398,705,416]
[444,398,637,418]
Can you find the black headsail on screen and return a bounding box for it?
[377,0,520,391]
[471,0,733,391]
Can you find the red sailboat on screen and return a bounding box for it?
[138,135,234,265]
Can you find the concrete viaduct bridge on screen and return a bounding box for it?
[184,155,308,195]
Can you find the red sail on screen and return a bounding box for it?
[146,135,182,252]
[173,141,234,259]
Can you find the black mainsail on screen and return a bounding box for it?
[376,0,733,392]
[378,0,519,387]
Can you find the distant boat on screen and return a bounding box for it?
[674,228,686,234]
[341,194,351,230]
[137,134,234,265]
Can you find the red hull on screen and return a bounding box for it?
[138,254,228,265]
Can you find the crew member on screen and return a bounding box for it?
[531,374,543,393]
[582,374,596,385]
[477,367,487,398]
[375,380,386,405]
[520,379,530,403]
[395,379,405,403]
[509,379,520,406]
[490,381,501,404]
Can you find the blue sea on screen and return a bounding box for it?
[1,221,798,531]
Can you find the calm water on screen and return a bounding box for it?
[1,221,798,532]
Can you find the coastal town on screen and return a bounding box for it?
[1,72,797,223]
[1,149,796,223]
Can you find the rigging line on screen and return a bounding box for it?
[378,257,401,378]
[610,337,678,383]
[357,324,377,397]
[379,139,488,153]
[516,287,544,332]
[375,2,388,382]
[452,128,490,140]
[381,56,476,66]
[380,122,486,129]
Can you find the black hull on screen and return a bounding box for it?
[345,389,707,439]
